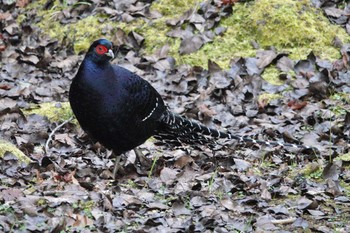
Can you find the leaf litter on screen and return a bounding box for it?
[0,0,350,232]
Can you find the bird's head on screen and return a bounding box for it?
[86,39,115,63]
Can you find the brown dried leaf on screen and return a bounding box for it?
[256,50,277,69]
[179,35,204,55]
[287,100,308,110]
[220,198,235,211]
[16,0,29,8]
[160,167,178,185]
[1,188,23,201]
[174,155,194,168]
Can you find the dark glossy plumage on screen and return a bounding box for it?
[69,39,167,155]
[69,39,314,158]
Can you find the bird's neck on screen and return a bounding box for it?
[74,58,119,96]
[84,55,111,68]
[78,58,110,78]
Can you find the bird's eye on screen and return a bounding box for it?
[96,45,108,55]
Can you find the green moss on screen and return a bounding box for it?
[133,0,200,58]
[301,162,322,179]
[26,0,350,68]
[149,0,252,67]
[258,92,282,104]
[151,0,200,17]
[25,0,199,55]
[181,0,350,67]
[80,200,95,211]
[0,203,14,215]
[0,140,32,164]
[23,102,73,123]
[331,92,350,104]
[71,200,95,219]
[128,19,180,56]
[246,0,348,59]
[24,0,115,53]
[17,14,26,24]
[340,179,350,196]
[335,153,350,162]
[151,0,350,68]
[197,0,349,67]
[261,66,284,85]
[36,198,47,207]
[328,92,349,115]
[37,13,116,54]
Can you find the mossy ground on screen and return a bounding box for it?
[0,140,32,164]
[23,102,73,123]
[25,0,118,53]
[261,66,285,85]
[258,92,282,104]
[335,153,350,162]
[232,0,349,61]
[18,0,349,123]
[24,0,350,68]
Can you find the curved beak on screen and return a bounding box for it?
[106,49,115,59]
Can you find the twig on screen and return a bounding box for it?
[45,116,74,154]
[271,217,296,225]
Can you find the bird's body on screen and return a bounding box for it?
[70,46,166,155]
[69,39,313,165]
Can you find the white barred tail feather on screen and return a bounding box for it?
[155,110,317,151]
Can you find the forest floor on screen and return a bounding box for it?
[1,0,350,232]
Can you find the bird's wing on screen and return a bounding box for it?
[114,65,166,123]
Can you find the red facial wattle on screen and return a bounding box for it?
[96,45,108,55]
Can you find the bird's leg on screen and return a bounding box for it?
[134,148,152,167]
[134,148,144,161]
[112,155,121,178]
[133,148,155,175]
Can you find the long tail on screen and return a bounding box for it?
[155,111,317,151]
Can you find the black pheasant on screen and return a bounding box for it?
[69,39,314,175]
